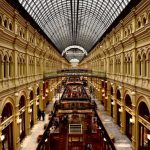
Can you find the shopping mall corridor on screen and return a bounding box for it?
[20,77,132,150]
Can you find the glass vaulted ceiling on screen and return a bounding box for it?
[18,0,131,60]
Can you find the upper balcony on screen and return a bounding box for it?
[43,69,106,80]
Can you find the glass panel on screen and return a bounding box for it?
[18,0,131,60]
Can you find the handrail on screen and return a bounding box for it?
[36,105,57,150]
[43,70,106,79]
[95,110,116,150]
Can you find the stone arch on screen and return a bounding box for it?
[123,90,133,102]
[37,87,40,95]
[62,45,87,56]
[0,96,15,115]
[29,90,34,101]
[136,96,150,115]
[19,95,25,109]
[124,94,132,108]
[138,101,149,121]
[110,86,113,95]
[116,89,121,100]
[17,90,27,105]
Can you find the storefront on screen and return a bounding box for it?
[138,101,150,150]
[125,94,132,140]
[1,103,13,150]
[19,95,26,142]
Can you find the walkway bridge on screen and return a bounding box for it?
[43,69,106,80]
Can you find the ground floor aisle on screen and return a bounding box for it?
[20,100,132,150]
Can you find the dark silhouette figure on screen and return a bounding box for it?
[41,110,45,121]
[38,109,41,120]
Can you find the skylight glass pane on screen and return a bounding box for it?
[18,0,131,61]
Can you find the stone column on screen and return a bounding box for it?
[25,98,31,135]
[120,87,125,133]
[107,81,111,115]
[0,116,3,150]
[33,97,37,124]
[131,92,136,149]
[113,84,117,124]
[98,80,102,103]
[15,106,21,150]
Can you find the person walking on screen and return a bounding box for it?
[38,109,41,120]
[41,110,45,121]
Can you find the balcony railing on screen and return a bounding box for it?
[44,69,106,79]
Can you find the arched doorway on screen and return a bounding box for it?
[125,94,132,140]
[1,103,13,150]
[110,87,113,117]
[138,101,150,150]
[19,95,26,142]
[36,87,40,119]
[116,89,121,127]
[29,91,34,128]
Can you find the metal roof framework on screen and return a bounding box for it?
[18,0,131,61]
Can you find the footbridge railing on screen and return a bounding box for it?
[43,69,106,80]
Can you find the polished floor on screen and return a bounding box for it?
[20,102,54,150]
[21,99,132,150]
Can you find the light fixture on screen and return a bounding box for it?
[111,101,115,105]
[130,118,135,124]
[46,89,49,93]
[111,82,113,85]
[118,86,122,89]
[0,135,5,141]
[36,102,39,105]
[102,94,105,96]
[15,92,19,97]
[98,126,102,130]
[28,108,32,113]
[102,89,105,92]
[42,96,45,100]
[131,91,135,95]
[43,81,45,83]
[45,94,48,97]
[105,96,108,99]
[28,87,32,90]
[103,137,107,142]
[17,118,22,124]
[45,138,48,142]
[36,83,39,86]
[119,108,123,112]
[147,134,150,140]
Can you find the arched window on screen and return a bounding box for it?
[0,54,2,79]
[143,54,147,77]
[111,87,113,95]
[124,58,127,75]
[137,55,142,76]
[19,95,25,109]
[23,58,26,76]
[20,58,22,76]
[37,87,40,95]
[148,13,150,22]
[9,23,12,31]
[9,56,13,77]
[125,94,132,108]
[142,17,147,26]
[0,16,2,25]
[29,91,34,101]
[138,102,149,122]
[116,89,121,100]
[4,55,7,78]
[4,19,7,28]
[137,20,141,28]
[130,57,132,75]
[2,103,13,122]
[17,57,20,77]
